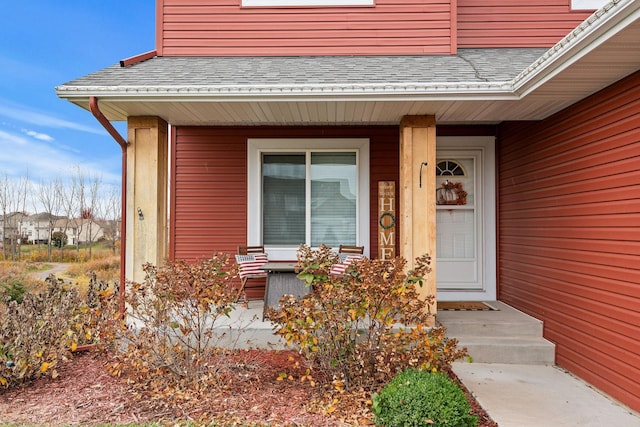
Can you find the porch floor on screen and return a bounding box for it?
[216,300,639,426]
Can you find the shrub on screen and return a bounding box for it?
[0,262,43,297]
[110,254,244,395]
[268,245,468,392]
[0,279,27,303]
[0,274,117,388]
[372,369,478,427]
[51,231,67,248]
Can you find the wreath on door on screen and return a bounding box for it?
[436,181,467,205]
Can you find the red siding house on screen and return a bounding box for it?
[57,0,640,412]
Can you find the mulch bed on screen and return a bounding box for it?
[0,350,497,426]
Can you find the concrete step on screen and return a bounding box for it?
[440,317,544,338]
[437,301,556,365]
[437,302,544,338]
[454,336,556,365]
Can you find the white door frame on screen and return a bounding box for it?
[436,136,496,301]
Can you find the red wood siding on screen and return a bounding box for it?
[157,0,454,56]
[497,71,640,412]
[171,126,399,298]
[457,0,593,48]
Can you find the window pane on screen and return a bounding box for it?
[311,152,357,247]
[262,154,305,245]
[436,157,475,259]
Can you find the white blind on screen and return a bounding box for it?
[262,151,357,247]
[310,152,357,247]
[262,154,305,245]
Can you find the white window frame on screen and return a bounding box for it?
[571,0,607,10]
[243,0,373,6]
[248,138,370,260]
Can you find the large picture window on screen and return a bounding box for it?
[248,139,369,260]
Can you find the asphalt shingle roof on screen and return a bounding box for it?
[61,49,548,89]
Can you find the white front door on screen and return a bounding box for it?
[435,136,496,301]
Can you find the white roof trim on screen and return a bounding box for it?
[513,0,639,96]
[57,81,517,101]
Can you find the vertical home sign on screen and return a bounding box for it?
[378,181,396,260]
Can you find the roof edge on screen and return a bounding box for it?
[55,0,636,103]
[57,80,518,101]
[512,0,639,95]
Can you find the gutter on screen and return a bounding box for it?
[88,96,128,318]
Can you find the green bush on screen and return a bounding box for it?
[51,231,68,248]
[268,244,468,393]
[372,369,478,427]
[0,263,41,302]
[1,279,27,303]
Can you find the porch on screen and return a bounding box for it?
[214,300,555,366]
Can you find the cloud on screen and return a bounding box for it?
[23,129,54,142]
[0,128,120,185]
[0,100,103,135]
[0,129,28,146]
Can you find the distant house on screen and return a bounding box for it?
[2,213,105,245]
[52,218,105,246]
[0,212,28,244]
[21,212,66,244]
[57,0,640,412]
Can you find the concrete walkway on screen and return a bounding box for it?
[453,362,640,427]
[29,262,69,281]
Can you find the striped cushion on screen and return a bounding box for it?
[236,253,268,278]
[330,254,364,275]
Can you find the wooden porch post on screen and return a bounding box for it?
[399,116,437,318]
[126,116,168,283]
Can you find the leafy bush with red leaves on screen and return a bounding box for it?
[268,244,468,393]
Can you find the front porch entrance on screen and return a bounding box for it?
[435,136,496,301]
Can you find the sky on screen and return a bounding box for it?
[0,1,155,209]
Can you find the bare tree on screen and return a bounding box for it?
[0,172,10,260]
[72,167,86,257]
[57,176,78,262]
[100,184,121,255]
[13,173,29,260]
[69,167,104,259]
[0,172,29,260]
[36,177,64,262]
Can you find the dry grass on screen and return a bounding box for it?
[59,255,120,295]
[0,252,120,299]
[64,254,120,281]
[0,261,47,294]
